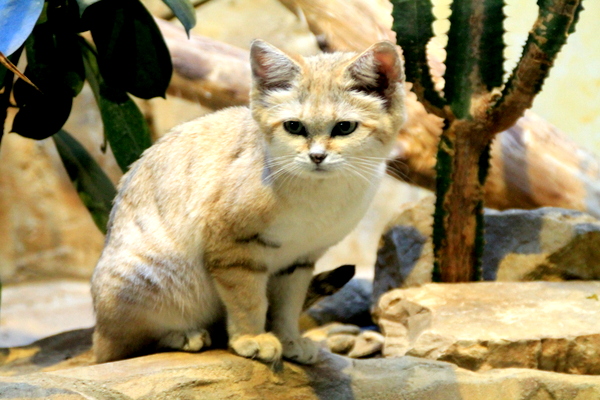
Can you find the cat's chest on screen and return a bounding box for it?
[259,178,378,270]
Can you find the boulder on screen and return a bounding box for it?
[374,281,600,374]
[373,200,600,302]
[305,323,383,358]
[303,278,373,329]
[3,328,600,400]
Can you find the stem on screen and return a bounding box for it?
[0,48,24,148]
[492,0,581,133]
[434,120,487,282]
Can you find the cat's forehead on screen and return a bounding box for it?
[299,52,357,82]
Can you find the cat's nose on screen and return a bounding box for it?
[309,152,327,164]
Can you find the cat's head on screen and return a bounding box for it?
[249,40,406,180]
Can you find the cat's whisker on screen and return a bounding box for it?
[347,160,384,176]
[384,160,416,184]
[343,163,373,185]
[347,156,416,184]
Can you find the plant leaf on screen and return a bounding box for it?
[53,129,116,233]
[0,0,44,56]
[391,0,445,111]
[83,0,173,99]
[162,0,196,36]
[80,38,152,172]
[25,23,85,97]
[12,73,73,140]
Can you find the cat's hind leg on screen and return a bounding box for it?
[158,329,212,352]
[93,328,153,363]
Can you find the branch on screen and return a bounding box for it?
[490,0,582,133]
[155,18,251,110]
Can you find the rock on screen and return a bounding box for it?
[326,334,356,354]
[374,281,600,374]
[303,279,373,329]
[347,331,385,358]
[0,280,94,347]
[483,208,600,281]
[327,324,362,336]
[3,329,600,399]
[374,201,600,301]
[372,196,435,303]
[303,323,361,347]
[305,323,383,358]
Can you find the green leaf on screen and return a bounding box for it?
[12,74,73,139]
[391,0,445,109]
[444,0,475,119]
[11,20,86,140]
[47,0,85,33]
[24,23,85,97]
[83,0,173,99]
[0,0,44,56]
[479,0,505,90]
[162,0,196,36]
[53,129,116,233]
[80,38,152,172]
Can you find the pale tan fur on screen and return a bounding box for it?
[91,40,406,364]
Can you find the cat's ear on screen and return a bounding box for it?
[346,41,404,105]
[250,40,300,92]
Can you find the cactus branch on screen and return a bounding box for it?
[479,0,506,91]
[491,0,582,133]
[391,0,446,118]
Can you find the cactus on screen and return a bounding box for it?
[391,0,583,282]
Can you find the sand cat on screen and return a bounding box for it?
[91,39,406,364]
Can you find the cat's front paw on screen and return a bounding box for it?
[230,333,282,363]
[281,337,320,364]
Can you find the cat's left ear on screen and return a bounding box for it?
[250,40,300,92]
[346,41,405,105]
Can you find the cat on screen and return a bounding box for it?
[91,39,406,364]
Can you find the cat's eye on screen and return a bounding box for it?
[331,121,358,137]
[283,120,307,136]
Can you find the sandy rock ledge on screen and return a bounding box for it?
[1,329,600,399]
[375,281,600,375]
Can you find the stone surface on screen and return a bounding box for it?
[3,329,600,400]
[304,279,373,329]
[347,330,385,358]
[374,201,600,302]
[374,281,600,374]
[305,324,385,358]
[326,334,356,354]
[0,280,94,348]
[372,196,435,303]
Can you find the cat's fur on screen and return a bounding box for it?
[91,40,406,364]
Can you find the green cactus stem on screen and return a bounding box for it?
[391,0,582,283]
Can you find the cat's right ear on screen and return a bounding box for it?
[250,40,300,92]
